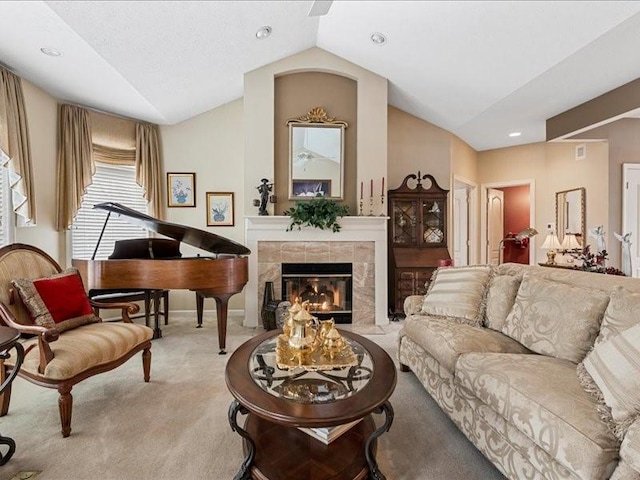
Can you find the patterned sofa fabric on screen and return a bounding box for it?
[455,352,619,480]
[403,314,531,374]
[619,418,640,473]
[501,273,610,363]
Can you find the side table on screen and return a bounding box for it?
[0,326,24,465]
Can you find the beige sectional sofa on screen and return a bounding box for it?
[398,263,640,480]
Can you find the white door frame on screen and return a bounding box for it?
[622,163,640,277]
[452,175,477,265]
[480,179,536,265]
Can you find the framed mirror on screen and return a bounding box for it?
[287,107,348,200]
[556,187,586,246]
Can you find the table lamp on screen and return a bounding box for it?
[561,234,582,252]
[541,233,562,265]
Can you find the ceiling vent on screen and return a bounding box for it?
[575,143,586,161]
[308,0,333,17]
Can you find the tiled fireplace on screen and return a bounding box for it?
[244,216,388,327]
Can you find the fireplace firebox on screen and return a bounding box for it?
[281,263,352,324]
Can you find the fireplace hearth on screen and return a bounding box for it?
[282,263,353,323]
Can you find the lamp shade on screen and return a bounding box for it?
[541,233,562,250]
[561,234,581,250]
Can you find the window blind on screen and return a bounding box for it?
[71,163,148,259]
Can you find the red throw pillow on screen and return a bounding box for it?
[12,268,100,332]
[32,272,93,322]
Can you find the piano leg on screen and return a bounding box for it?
[194,291,232,355]
[152,291,162,339]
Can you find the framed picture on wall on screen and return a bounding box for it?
[207,192,234,226]
[167,172,196,207]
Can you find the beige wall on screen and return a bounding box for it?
[571,118,640,268]
[160,98,245,311]
[274,72,357,214]
[17,80,63,261]
[478,141,609,265]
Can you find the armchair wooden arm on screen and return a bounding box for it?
[88,300,140,323]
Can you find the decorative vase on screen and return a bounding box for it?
[261,282,275,330]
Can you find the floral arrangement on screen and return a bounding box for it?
[570,245,625,275]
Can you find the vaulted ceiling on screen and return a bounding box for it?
[1,1,640,151]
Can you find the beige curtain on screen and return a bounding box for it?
[0,67,36,225]
[135,123,163,219]
[55,104,93,231]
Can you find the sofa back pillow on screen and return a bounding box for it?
[421,265,492,327]
[596,287,640,345]
[502,273,609,363]
[12,268,100,333]
[578,323,640,440]
[484,274,521,331]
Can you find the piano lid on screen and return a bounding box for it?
[94,202,251,256]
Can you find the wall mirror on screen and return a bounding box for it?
[287,107,347,200]
[556,187,586,245]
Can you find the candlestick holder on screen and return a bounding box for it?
[380,194,385,216]
[369,196,374,216]
[359,198,364,216]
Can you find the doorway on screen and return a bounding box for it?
[453,177,477,266]
[481,180,536,265]
[622,163,640,277]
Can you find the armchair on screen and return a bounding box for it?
[0,243,153,437]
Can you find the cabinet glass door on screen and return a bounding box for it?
[422,200,445,244]
[392,200,418,244]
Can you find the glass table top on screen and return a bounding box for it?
[249,334,373,405]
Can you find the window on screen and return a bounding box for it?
[71,163,148,259]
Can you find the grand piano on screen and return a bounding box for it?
[72,202,250,354]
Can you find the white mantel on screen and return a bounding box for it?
[244,216,389,327]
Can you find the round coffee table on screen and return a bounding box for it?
[0,326,24,465]
[225,329,396,480]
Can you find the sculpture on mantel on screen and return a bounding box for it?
[255,178,273,216]
[588,225,606,256]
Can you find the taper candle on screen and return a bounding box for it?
[360,181,363,199]
[370,179,373,197]
[381,177,385,195]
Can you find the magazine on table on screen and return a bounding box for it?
[298,418,362,445]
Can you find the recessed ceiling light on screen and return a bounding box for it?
[40,47,62,57]
[255,26,272,40]
[508,131,522,137]
[370,32,387,46]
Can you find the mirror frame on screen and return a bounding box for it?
[287,107,348,200]
[555,187,586,246]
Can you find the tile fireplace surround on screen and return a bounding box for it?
[244,216,389,327]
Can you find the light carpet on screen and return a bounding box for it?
[0,316,505,480]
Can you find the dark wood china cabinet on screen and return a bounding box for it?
[387,172,451,317]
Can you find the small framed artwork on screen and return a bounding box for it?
[291,179,331,198]
[206,192,234,226]
[167,172,196,207]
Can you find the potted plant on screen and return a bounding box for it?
[284,197,350,232]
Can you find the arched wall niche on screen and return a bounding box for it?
[243,47,387,216]
[274,71,357,214]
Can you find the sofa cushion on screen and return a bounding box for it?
[7,322,153,380]
[620,418,640,473]
[597,288,640,345]
[456,352,620,480]
[579,323,640,440]
[502,273,609,363]
[402,315,530,374]
[420,265,492,326]
[484,274,521,331]
[12,268,100,333]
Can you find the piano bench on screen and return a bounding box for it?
[90,290,169,326]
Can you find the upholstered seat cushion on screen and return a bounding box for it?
[402,315,531,374]
[8,322,153,380]
[456,353,620,480]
